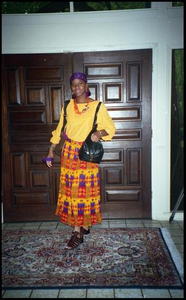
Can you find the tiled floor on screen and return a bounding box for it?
[2,219,184,298]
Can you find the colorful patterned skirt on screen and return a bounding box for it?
[55,137,102,227]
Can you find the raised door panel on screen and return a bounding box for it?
[6,67,21,106]
[10,153,26,189]
[26,86,46,106]
[126,149,142,185]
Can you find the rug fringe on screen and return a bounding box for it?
[160,228,184,283]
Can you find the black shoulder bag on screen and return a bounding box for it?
[79,102,104,164]
[54,100,70,157]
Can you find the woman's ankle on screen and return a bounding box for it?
[73,226,81,233]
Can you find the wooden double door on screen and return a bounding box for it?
[2,50,152,222]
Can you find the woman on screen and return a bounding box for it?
[45,72,115,249]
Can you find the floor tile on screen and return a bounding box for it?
[142,220,162,228]
[2,289,32,298]
[87,288,114,298]
[169,289,184,298]
[22,225,41,230]
[30,289,59,298]
[167,229,183,237]
[126,223,144,228]
[93,220,109,228]
[160,221,181,229]
[3,223,24,230]
[174,243,184,253]
[58,289,86,298]
[143,223,162,228]
[177,221,184,230]
[126,219,144,224]
[21,222,41,230]
[142,289,171,298]
[114,288,142,298]
[56,222,69,230]
[39,224,58,230]
[23,222,41,226]
[2,224,7,229]
[109,221,127,228]
[171,236,184,244]
[40,221,59,226]
[125,220,144,228]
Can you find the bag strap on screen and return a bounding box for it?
[61,100,70,133]
[92,101,102,131]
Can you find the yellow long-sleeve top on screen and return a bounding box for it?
[50,99,115,144]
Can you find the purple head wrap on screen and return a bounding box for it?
[70,72,87,85]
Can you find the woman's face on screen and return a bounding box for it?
[71,79,87,98]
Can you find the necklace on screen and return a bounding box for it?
[74,97,90,115]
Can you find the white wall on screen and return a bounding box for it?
[2,2,183,220]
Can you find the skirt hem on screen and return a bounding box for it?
[55,213,102,228]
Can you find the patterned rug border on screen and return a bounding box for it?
[2,227,184,290]
[2,285,184,291]
[160,228,184,283]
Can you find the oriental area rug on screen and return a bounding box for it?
[2,227,183,289]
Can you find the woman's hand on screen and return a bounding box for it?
[45,153,54,168]
[45,144,56,168]
[45,146,55,168]
[91,131,102,142]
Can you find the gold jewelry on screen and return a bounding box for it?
[74,97,89,115]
